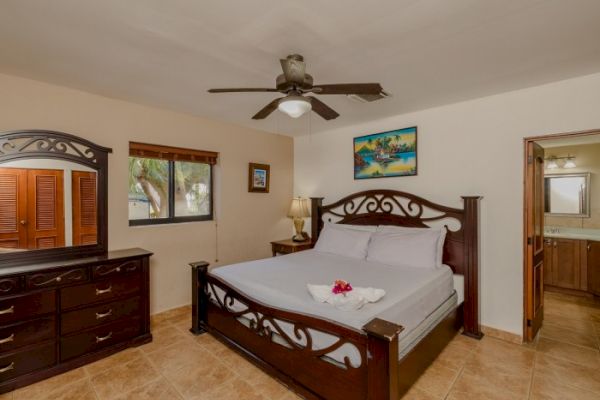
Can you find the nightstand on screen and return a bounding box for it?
[270,238,313,256]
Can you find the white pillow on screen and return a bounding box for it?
[376,225,447,267]
[314,224,373,259]
[367,228,446,269]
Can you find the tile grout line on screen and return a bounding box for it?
[441,336,479,400]
[526,352,537,400]
[139,350,186,400]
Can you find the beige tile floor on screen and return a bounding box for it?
[2,292,600,400]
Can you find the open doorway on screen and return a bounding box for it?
[523,129,600,343]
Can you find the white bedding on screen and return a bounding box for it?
[211,250,461,365]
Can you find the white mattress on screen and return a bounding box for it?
[211,250,462,365]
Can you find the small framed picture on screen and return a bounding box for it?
[248,163,270,193]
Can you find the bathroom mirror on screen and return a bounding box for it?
[544,173,591,217]
[0,130,111,266]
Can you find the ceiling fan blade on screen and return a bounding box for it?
[311,83,383,95]
[280,56,306,85]
[307,96,339,120]
[208,88,280,93]
[251,98,281,120]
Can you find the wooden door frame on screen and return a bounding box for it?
[523,128,600,341]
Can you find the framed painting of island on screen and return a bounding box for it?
[354,126,417,179]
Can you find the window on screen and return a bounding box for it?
[128,142,217,225]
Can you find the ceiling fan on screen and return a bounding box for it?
[208,54,386,121]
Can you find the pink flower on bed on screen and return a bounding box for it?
[332,279,353,295]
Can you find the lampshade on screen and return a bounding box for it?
[278,96,312,118]
[564,157,576,169]
[287,197,311,218]
[546,158,558,170]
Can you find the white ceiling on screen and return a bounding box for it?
[1,0,600,136]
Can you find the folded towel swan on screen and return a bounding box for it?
[307,284,386,311]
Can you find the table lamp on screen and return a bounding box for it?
[288,197,311,242]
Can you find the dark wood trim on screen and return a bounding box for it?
[0,130,112,268]
[190,261,209,335]
[310,197,324,244]
[129,141,218,164]
[363,319,403,400]
[461,196,482,339]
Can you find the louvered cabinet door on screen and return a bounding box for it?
[72,171,97,246]
[0,168,28,249]
[26,169,65,249]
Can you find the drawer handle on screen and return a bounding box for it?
[0,362,14,374]
[95,309,113,320]
[0,306,14,315]
[0,334,14,344]
[96,332,113,343]
[95,285,112,296]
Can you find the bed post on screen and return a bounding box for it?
[189,261,210,335]
[461,196,483,339]
[310,197,324,244]
[363,318,404,400]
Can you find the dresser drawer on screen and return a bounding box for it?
[0,277,21,296]
[60,273,141,310]
[0,342,56,383]
[26,268,88,290]
[0,317,55,354]
[93,259,141,280]
[61,296,141,335]
[60,317,141,361]
[0,291,56,326]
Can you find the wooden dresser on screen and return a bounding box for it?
[0,248,152,393]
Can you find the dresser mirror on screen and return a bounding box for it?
[0,130,111,266]
[544,173,591,217]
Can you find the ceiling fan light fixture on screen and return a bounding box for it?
[278,96,311,118]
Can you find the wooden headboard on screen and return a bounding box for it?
[310,190,482,338]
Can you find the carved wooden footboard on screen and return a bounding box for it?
[190,262,403,400]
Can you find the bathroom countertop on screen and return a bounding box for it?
[545,227,600,241]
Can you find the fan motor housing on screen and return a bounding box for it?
[276,73,313,92]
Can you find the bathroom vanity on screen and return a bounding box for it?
[544,228,600,296]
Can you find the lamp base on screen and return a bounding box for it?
[292,234,307,242]
[292,217,307,242]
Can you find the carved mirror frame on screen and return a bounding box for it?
[0,129,112,266]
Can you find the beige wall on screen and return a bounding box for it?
[294,72,600,336]
[0,73,294,314]
[545,143,600,228]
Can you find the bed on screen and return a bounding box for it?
[190,190,482,400]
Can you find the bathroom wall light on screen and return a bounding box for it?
[545,155,576,169]
[545,157,559,170]
[563,157,577,169]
